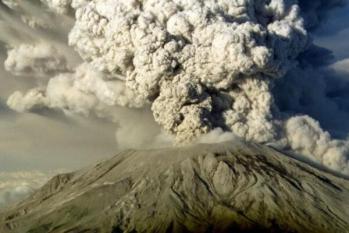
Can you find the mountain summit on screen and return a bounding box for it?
[1,140,349,233]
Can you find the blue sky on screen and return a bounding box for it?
[315,3,349,61]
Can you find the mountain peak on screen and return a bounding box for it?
[1,141,349,233]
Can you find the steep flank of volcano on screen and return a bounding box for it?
[1,140,349,233]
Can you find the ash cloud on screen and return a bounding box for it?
[2,0,349,174]
[68,0,308,144]
[5,43,69,78]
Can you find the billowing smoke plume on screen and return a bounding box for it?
[67,0,309,144]
[2,0,349,174]
[5,43,69,77]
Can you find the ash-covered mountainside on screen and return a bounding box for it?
[1,141,349,233]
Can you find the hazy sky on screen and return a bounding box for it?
[0,38,119,206]
[0,59,118,173]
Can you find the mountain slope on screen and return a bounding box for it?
[1,140,349,233]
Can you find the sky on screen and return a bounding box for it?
[0,0,349,208]
[0,59,119,207]
[0,56,119,173]
[315,3,349,61]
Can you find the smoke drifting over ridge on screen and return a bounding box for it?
[0,171,50,208]
[1,0,349,174]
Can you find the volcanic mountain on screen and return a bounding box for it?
[1,140,349,233]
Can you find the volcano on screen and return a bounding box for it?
[1,140,348,233]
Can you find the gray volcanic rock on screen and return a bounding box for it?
[1,140,349,233]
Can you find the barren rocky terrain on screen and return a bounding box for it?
[1,140,348,233]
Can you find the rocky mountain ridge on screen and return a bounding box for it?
[1,140,348,233]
